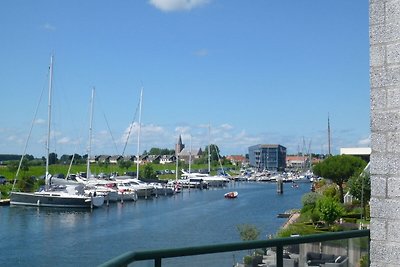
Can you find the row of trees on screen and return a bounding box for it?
[3,144,225,167]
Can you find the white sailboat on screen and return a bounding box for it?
[179,129,230,187]
[10,56,104,208]
[114,87,152,198]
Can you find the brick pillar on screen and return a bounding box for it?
[370,0,400,265]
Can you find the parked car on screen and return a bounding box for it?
[0,176,7,185]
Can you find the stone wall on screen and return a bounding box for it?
[370,0,400,266]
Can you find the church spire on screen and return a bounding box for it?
[176,134,185,155]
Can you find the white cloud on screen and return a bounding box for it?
[175,126,191,134]
[195,49,209,57]
[57,137,71,145]
[149,0,210,12]
[358,136,371,146]
[220,123,233,130]
[43,23,56,31]
[34,118,46,125]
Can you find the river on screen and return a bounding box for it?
[0,181,310,267]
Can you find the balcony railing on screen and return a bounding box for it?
[98,229,370,267]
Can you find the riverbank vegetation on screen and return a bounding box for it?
[277,155,370,237]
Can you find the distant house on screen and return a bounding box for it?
[110,155,123,164]
[89,156,97,164]
[97,155,111,163]
[226,155,247,166]
[160,155,176,164]
[141,155,160,164]
[123,155,136,162]
[286,156,308,169]
[178,148,203,164]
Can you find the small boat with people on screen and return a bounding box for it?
[224,191,238,199]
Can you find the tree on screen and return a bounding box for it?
[317,196,343,227]
[118,160,132,170]
[48,152,58,165]
[301,192,320,212]
[313,155,367,203]
[237,224,261,255]
[142,163,157,180]
[348,168,371,217]
[148,147,175,155]
[16,175,36,192]
[25,154,34,161]
[59,154,72,164]
[237,224,260,241]
[7,159,29,172]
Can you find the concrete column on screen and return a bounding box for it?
[370,0,400,266]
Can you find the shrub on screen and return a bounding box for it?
[237,224,260,241]
[317,196,344,226]
[301,192,320,212]
[322,185,340,201]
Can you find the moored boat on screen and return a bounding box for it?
[9,56,104,209]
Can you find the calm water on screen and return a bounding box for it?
[0,181,310,267]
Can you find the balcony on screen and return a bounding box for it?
[98,229,369,267]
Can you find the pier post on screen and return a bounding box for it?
[277,178,283,194]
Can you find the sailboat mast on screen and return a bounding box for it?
[175,143,179,182]
[136,87,143,179]
[87,87,95,178]
[328,113,331,156]
[46,55,54,184]
[208,124,211,174]
[189,134,192,174]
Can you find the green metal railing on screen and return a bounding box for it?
[98,229,370,267]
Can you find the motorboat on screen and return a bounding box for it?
[224,191,238,199]
[115,176,154,198]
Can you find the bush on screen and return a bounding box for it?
[243,255,253,265]
[301,192,320,213]
[317,196,344,226]
[237,224,260,241]
[322,185,340,201]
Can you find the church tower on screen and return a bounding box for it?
[175,135,185,155]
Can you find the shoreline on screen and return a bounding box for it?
[282,211,300,229]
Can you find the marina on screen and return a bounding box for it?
[0,181,309,267]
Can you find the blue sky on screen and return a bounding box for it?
[0,0,370,158]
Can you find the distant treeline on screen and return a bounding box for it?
[0,154,27,162]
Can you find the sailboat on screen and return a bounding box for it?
[114,87,153,198]
[9,56,104,208]
[180,127,230,187]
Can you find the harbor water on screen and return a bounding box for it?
[0,181,310,267]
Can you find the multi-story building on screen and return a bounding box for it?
[248,144,286,171]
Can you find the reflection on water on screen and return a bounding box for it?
[0,182,310,266]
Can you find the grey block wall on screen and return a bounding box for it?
[370,0,400,266]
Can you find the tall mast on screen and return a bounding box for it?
[208,124,211,174]
[45,55,54,189]
[86,87,95,178]
[175,135,179,182]
[136,87,143,179]
[189,134,192,174]
[328,113,331,156]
